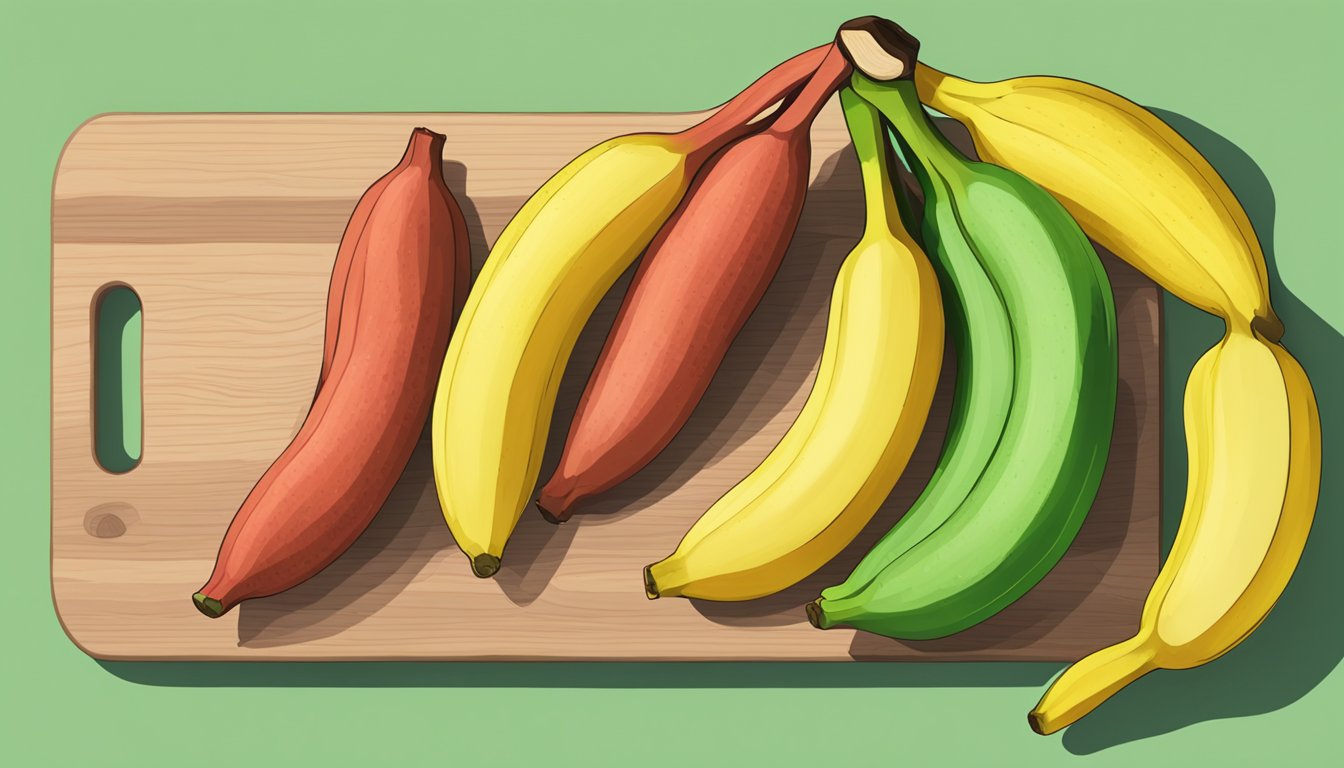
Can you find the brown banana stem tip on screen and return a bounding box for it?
[836,16,920,81]
[643,566,660,600]
[1027,711,1048,736]
[192,592,226,619]
[471,554,501,579]
[805,601,825,629]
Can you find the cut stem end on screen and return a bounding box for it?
[836,16,920,81]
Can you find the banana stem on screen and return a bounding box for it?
[839,87,910,245]
[402,127,447,175]
[856,77,969,183]
[679,45,830,156]
[1028,636,1158,735]
[765,46,853,137]
[835,16,921,82]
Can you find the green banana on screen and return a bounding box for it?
[810,67,1118,639]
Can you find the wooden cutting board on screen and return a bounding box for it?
[50,100,1161,661]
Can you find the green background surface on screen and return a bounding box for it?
[2,0,1339,765]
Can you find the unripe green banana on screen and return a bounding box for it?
[810,31,1117,638]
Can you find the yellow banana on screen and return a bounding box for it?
[1030,327,1320,734]
[912,64,1282,338]
[432,47,832,576]
[434,136,691,577]
[643,88,943,601]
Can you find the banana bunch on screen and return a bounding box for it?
[840,16,1321,734]
[810,18,1118,638]
[423,12,1320,737]
[642,88,943,601]
[432,47,828,576]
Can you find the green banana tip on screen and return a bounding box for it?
[192,592,225,619]
[471,554,501,579]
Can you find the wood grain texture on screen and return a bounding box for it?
[51,102,1161,661]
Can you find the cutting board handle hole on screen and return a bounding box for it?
[92,283,143,474]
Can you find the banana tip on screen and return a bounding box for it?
[805,601,826,629]
[1027,711,1050,736]
[192,592,226,619]
[643,566,660,600]
[471,554,501,579]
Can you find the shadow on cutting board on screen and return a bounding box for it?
[1058,110,1344,753]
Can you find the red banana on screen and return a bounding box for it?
[537,45,853,521]
[193,128,470,618]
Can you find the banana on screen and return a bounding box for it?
[810,22,1117,639]
[1030,328,1320,734]
[432,47,829,577]
[642,87,943,601]
[195,129,468,617]
[910,61,1281,339]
